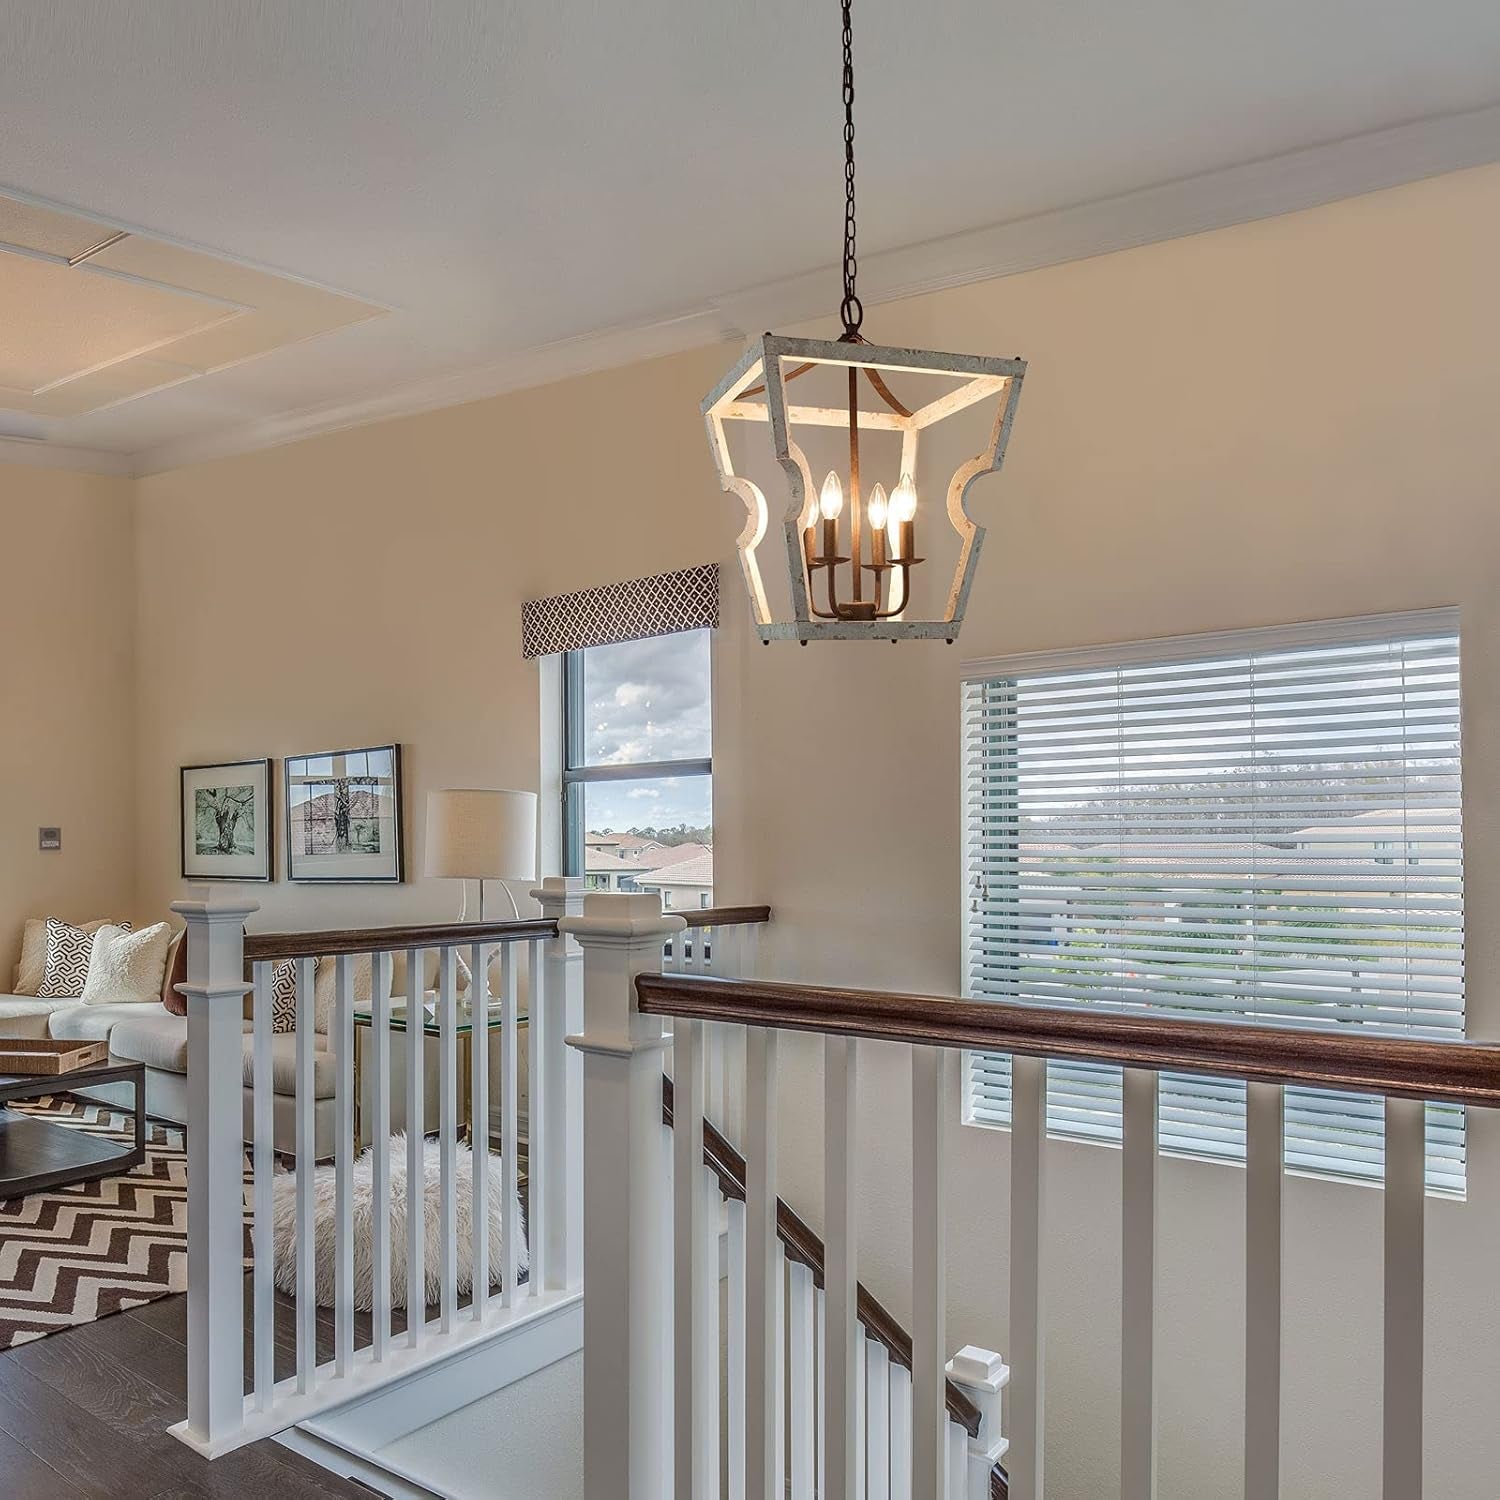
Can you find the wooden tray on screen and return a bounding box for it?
[0,1038,110,1075]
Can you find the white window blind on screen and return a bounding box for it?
[962,612,1464,1193]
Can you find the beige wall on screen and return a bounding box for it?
[0,463,137,982]
[45,159,1500,1494]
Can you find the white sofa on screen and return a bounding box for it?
[0,937,521,1159]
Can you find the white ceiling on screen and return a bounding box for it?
[3,0,1500,475]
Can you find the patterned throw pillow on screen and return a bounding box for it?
[37,918,131,999]
[270,959,300,1033]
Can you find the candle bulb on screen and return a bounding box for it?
[867,483,889,569]
[819,469,844,564]
[890,471,918,561]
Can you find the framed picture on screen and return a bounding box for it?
[284,743,404,883]
[181,759,273,881]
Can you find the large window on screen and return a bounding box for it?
[562,628,713,904]
[962,612,1463,1192]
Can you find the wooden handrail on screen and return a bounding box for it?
[244,918,556,961]
[661,1076,986,1442]
[242,903,772,962]
[638,974,1500,1111]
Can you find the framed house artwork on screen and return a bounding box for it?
[284,743,404,883]
[181,759,273,881]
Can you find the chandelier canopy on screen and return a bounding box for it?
[702,0,1026,644]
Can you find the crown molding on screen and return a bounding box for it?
[0,434,134,476]
[108,99,1500,478]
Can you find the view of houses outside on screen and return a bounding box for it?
[570,628,713,904]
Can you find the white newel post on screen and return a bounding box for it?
[563,893,686,1500]
[534,875,586,1291]
[169,888,257,1456]
[946,1346,1011,1500]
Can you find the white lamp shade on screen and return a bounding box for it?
[424,788,538,881]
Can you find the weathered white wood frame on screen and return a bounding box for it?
[702,333,1025,642]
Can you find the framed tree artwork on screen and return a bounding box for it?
[180,759,274,881]
[284,743,404,883]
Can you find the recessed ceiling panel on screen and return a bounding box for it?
[0,252,237,390]
[0,195,115,260]
[0,188,385,421]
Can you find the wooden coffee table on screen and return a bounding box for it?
[0,1061,147,1199]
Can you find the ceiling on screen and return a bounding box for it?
[3,0,1500,475]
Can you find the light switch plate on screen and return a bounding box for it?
[38,827,61,851]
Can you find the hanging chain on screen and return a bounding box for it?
[838,0,863,339]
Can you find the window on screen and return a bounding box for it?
[562,628,714,904]
[962,612,1463,1192]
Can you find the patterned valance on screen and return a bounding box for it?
[522,563,720,659]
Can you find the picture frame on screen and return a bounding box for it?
[180,759,274,882]
[284,743,404,884]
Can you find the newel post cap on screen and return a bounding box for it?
[560,891,687,945]
[171,885,260,924]
[530,874,586,915]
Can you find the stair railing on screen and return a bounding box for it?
[571,889,1500,1500]
[171,882,769,1461]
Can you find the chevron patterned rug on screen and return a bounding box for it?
[0,1095,248,1350]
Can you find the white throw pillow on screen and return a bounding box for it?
[80,922,172,1006]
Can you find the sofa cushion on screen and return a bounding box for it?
[49,1001,160,1043]
[108,1010,192,1074]
[0,995,81,1039]
[243,1033,337,1099]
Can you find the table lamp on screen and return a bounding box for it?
[424,788,538,921]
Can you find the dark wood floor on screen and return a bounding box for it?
[0,1278,380,1499]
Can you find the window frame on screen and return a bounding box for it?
[960,607,1464,1194]
[559,632,715,878]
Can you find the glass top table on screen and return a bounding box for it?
[352,1000,529,1033]
[351,1001,529,1146]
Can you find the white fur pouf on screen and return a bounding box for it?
[270,1134,528,1309]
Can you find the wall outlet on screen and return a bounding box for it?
[38,827,61,851]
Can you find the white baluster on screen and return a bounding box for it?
[1121,1068,1158,1500]
[947,1346,1010,1500]
[334,955,355,1377]
[789,1260,816,1500]
[252,960,275,1410]
[1245,1082,1283,1500]
[1009,1054,1046,1500]
[370,951,393,1360]
[867,1339,891,1500]
[698,1162,722,1500]
[856,1303,868,1499]
[295,954,317,1393]
[674,1017,711,1500]
[525,938,544,1297]
[170,890,256,1456]
[889,1360,913,1500]
[406,947,426,1345]
[534,876,585,1292]
[746,1025,781,1500]
[911,1046,946,1497]
[946,1419,967,1499]
[437,947,458,1332]
[1384,1097,1426,1499]
[561,894,684,1500]
[469,941,490,1319]
[727,1195,747,1500]
[500,942,520,1305]
[817,1284,827,1498]
[825,1035,859,1500]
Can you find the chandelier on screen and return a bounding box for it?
[703,0,1026,643]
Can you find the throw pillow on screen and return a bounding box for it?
[37,918,131,999]
[311,951,375,1034]
[79,923,171,1006]
[271,959,300,1033]
[17,916,120,995]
